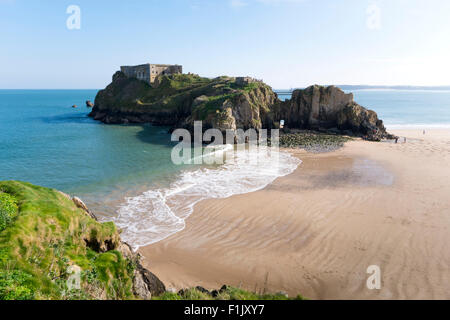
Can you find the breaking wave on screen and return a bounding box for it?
[114,147,301,250]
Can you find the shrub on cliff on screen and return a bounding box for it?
[0,192,17,232]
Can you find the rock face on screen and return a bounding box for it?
[280,85,354,129]
[180,84,277,133]
[336,102,393,141]
[277,85,394,141]
[72,196,98,220]
[117,242,166,299]
[89,72,394,141]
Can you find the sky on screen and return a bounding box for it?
[1,0,450,89]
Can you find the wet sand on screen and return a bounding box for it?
[140,129,450,299]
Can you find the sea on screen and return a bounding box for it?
[1,89,450,248]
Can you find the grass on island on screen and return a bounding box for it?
[192,81,272,121]
[0,181,136,300]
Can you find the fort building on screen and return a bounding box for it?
[236,76,262,86]
[120,63,182,85]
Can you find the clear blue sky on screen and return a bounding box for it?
[1,0,450,89]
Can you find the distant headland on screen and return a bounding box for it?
[333,85,450,91]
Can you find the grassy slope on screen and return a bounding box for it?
[0,181,135,300]
[0,181,306,300]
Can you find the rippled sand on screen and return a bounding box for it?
[140,129,450,299]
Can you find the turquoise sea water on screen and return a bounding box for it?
[0,90,184,197]
[1,89,450,247]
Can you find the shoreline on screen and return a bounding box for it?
[139,129,450,299]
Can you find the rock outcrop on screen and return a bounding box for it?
[117,242,166,299]
[336,102,394,141]
[72,196,98,220]
[279,85,354,129]
[180,83,278,133]
[277,85,394,141]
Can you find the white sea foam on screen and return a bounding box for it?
[114,147,301,250]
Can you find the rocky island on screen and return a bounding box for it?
[89,69,395,141]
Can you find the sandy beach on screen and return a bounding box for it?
[140,129,450,299]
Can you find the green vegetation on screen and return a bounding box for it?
[0,192,17,232]
[104,73,216,112]
[192,93,235,120]
[0,269,34,300]
[152,286,304,300]
[191,80,270,121]
[278,132,352,151]
[0,181,135,300]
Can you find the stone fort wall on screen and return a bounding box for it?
[120,64,182,84]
